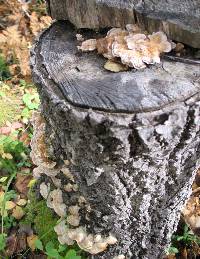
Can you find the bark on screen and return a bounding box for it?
[46,0,200,48]
[30,21,200,259]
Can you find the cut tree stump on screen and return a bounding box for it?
[46,0,200,48]
[30,21,200,259]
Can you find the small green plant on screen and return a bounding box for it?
[0,233,6,252]
[35,240,82,259]
[173,224,200,246]
[21,191,85,258]
[166,245,179,255]
[21,89,40,123]
[0,134,31,174]
[167,224,200,255]
[21,190,60,248]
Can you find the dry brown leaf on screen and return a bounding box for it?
[5,201,16,210]
[15,174,32,195]
[3,25,21,47]
[30,12,41,36]
[30,12,52,36]
[27,234,39,251]
[5,234,18,257]
[15,231,27,253]
[40,15,52,28]
[0,121,23,135]
[12,205,25,220]
[16,199,27,206]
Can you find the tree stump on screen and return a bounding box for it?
[30,21,200,259]
[46,0,200,48]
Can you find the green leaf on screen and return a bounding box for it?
[64,249,81,259]
[58,244,67,253]
[35,239,44,251]
[45,248,60,258]
[45,241,55,251]
[22,93,40,110]
[0,176,8,183]
[21,107,30,118]
[176,236,184,241]
[0,233,6,251]
[167,246,179,254]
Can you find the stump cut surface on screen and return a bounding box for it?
[36,21,200,113]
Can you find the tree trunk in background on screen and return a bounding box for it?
[46,0,200,48]
[30,21,200,258]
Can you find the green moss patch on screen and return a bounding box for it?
[21,190,60,248]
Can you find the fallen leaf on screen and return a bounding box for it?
[15,174,32,195]
[104,60,128,72]
[0,127,11,135]
[20,131,31,146]
[15,231,27,253]
[19,224,33,236]
[16,199,27,206]
[2,153,13,160]
[5,201,16,210]
[27,234,39,251]
[5,234,18,256]
[180,247,187,259]
[12,205,25,220]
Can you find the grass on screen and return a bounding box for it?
[0,88,21,127]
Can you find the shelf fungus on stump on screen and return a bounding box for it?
[30,111,118,255]
[78,25,175,70]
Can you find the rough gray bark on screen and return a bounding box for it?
[46,0,200,48]
[30,21,200,259]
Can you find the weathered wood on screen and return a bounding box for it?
[46,0,135,30]
[34,21,200,113]
[46,0,200,48]
[30,22,200,258]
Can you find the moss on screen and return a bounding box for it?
[21,190,59,248]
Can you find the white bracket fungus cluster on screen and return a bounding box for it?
[55,221,117,255]
[78,24,175,69]
[31,112,119,255]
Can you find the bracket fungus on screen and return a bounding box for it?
[78,24,175,70]
[54,221,118,255]
[31,112,119,256]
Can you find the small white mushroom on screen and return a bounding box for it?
[76,33,85,41]
[67,215,80,227]
[47,189,66,217]
[61,167,75,182]
[39,182,50,199]
[68,205,80,215]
